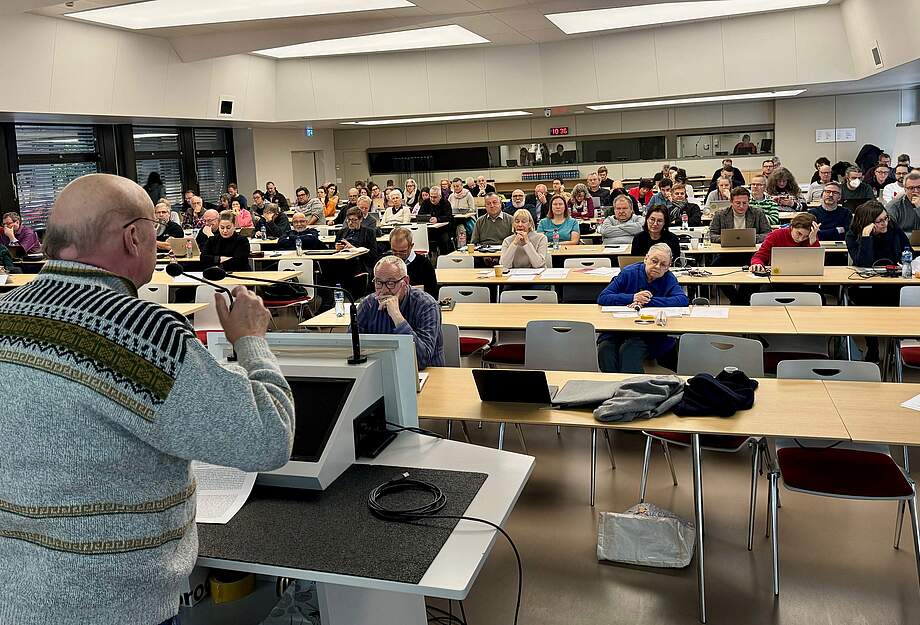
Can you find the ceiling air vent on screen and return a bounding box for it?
[871,40,883,69]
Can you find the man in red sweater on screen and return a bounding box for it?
[749,212,820,272]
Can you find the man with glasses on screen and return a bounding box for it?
[761,159,775,180]
[806,164,834,204]
[883,164,910,204]
[0,212,41,256]
[808,181,851,241]
[885,172,920,232]
[747,176,780,225]
[154,201,184,252]
[195,209,221,250]
[335,207,379,273]
[389,227,437,297]
[596,243,688,373]
[356,255,444,370]
[277,212,324,252]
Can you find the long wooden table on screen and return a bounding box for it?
[448,241,857,260]
[0,270,302,290]
[165,302,208,316]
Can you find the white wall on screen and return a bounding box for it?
[233,127,336,198]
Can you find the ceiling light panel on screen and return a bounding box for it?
[67,0,414,30]
[546,0,829,35]
[587,90,806,111]
[341,111,531,126]
[256,25,488,59]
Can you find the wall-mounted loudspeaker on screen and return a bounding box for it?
[218,97,235,117]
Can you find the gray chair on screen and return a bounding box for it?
[897,286,920,382]
[524,320,614,506]
[562,257,612,269]
[561,257,612,302]
[769,360,920,597]
[481,290,558,368]
[438,286,492,357]
[439,323,472,443]
[437,255,474,268]
[641,333,766,550]
[750,291,828,374]
[138,284,168,304]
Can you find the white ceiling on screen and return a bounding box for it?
[31,0,844,62]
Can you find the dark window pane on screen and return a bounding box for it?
[581,136,665,163]
[15,162,99,229]
[133,126,180,152]
[15,124,96,155]
[196,156,228,204]
[368,147,490,174]
[194,128,226,151]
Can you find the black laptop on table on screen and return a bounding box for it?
[472,369,558,404]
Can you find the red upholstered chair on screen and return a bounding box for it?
[437,286,492,357]
[640,333,766,550]
[481,290,558,367]
[261,259,315,323]
[750,292,828,374]
[768,360,920,596]
[897,287,920,381]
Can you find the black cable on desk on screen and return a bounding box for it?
[368,472,523,625]
[386,421,446,439]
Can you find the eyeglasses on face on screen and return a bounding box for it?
[874,215,890,225]
[373,278,403,289]
[122,216,158,229]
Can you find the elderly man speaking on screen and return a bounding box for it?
[0,174,294,625]
[596,243,689,373]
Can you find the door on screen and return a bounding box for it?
[342,151,369,187]
[291,151,318,193]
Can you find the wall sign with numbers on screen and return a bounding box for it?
[549,127,569,136]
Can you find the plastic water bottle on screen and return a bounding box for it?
[702,230,711,248]
[260,224,267,240]
[184,238,193,258]
[334,284,346,317]
[681,213,689,230]
[594,208,602,220]
[902,248,913,279]
[295,237,303,257]
[457,229,467,250]
[553,230,560,250]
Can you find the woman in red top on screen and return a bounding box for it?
[749,212,819,272]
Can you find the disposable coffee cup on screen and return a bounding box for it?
[494,265,503,277]
[467,244,475,254]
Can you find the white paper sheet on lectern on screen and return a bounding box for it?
[193,462,257,524]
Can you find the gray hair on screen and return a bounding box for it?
[375,255,407,278]
[356,195,371,208]
[429,186,441,194]
[647,242,673,261]
[572,183,589,197]
[387,189,403,200]
[389,226,413,245]
[845,166,862,177]
[612,194,632,208]
[263,202,280,215]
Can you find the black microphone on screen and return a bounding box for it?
[202,266,367,365]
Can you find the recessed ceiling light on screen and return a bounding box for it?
[255,25,488,59]
[341,111,531,126]
[586,90,806,111]
[67,0,414,30]
[546,0,829,35]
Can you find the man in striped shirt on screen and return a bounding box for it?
[356,256,444,369]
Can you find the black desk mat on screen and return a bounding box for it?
[197,464,488,584]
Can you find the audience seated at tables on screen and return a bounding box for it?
[471,194,513,245]
[324,183,339,218]
[551,179,570,203]
[502,209,548,269]
[884,164,910,204]
[260,203,290,239]
[183,195,207,228]
[748,175,781,224]
[597,165,614,189]
[277,212,325,251]
[808,181,851,240]
[809,157,832,183]
[705,178,732,210]
[709,187,772,245]
[449,177,477,214]
[0,212,40,256]
[646,178,672,210]
[526,184,552,220]
[842,166,876,204]
[474,175,496,197]
[230,199,254,229]
[154,201,184,251]
[765,168,805,212]
[885,172,920,232]
[749,212,820,272]
[845,200,910,362]
[195,209,220,250]
[628,178,655,209]
[805,164,833,203]
[596,243,688,373]
[200,211,251,272]
[631,204,681,260]
[402,179,422,212]
[250,189,269,218]
[707,158,746,192]
[538,195,581,245]
[335,207,379,268]
[389,227,438,298]
[585,173,611,208]
[567,184,596,219]
[380,189,412,225]
[356,256,444,370]
[668,183,702,227]
[503,188,538,224]
[597,195,644,245]
[264,180,288,210]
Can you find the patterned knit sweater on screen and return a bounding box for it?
[0,261,295,625]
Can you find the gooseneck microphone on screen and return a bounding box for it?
[202,266,367,365]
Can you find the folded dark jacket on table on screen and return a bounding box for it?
[674,370,758,417]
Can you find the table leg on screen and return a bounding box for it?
[691,433,707,623]
[497,422,505,450]
[316,583,426,625]
[590,428,597,507]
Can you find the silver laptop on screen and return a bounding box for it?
[770,247,826,276]
[720,228,755,247]
[167,236,200,256]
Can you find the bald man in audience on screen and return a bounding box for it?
[527,184,552,220]
[195,209,221,250]
[504,188,538,224]
[0,173,293,625]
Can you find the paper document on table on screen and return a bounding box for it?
[900,394,920,412]
[477,270,493,277]
[418,372,429,393]
[631,307,690,317]
[601,306,635,313]
[0,274,8,286]
[586,267,620,276]
[690,306,730,318]
[193,462,257,524]
[507,275,536,282]
[540,268,570,279]
[508,268,544,276]
[171,272,204,284]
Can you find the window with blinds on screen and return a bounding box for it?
[133,126,183,205]
[194,128,226,151]
[14,124,99,229]
[196,156,229,205]
[136,159,183,205]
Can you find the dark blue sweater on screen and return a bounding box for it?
[597,263,689,358]
[845,225,911,268]
[808,205,852,241]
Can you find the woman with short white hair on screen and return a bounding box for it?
[500,209,548,268]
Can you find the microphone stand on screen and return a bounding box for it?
[203,267,367,365]
[164,262,237,361]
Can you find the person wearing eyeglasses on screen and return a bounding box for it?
[356,256,444,370]
[200,210,251,272]
[389,227,438,297]
[0,212,41,256]
[153,201,184,252]
[807,181,851,241]
[596,243,688,373]
[195,209,221,250]
[885,172,920,232]
[630,205,680,261]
